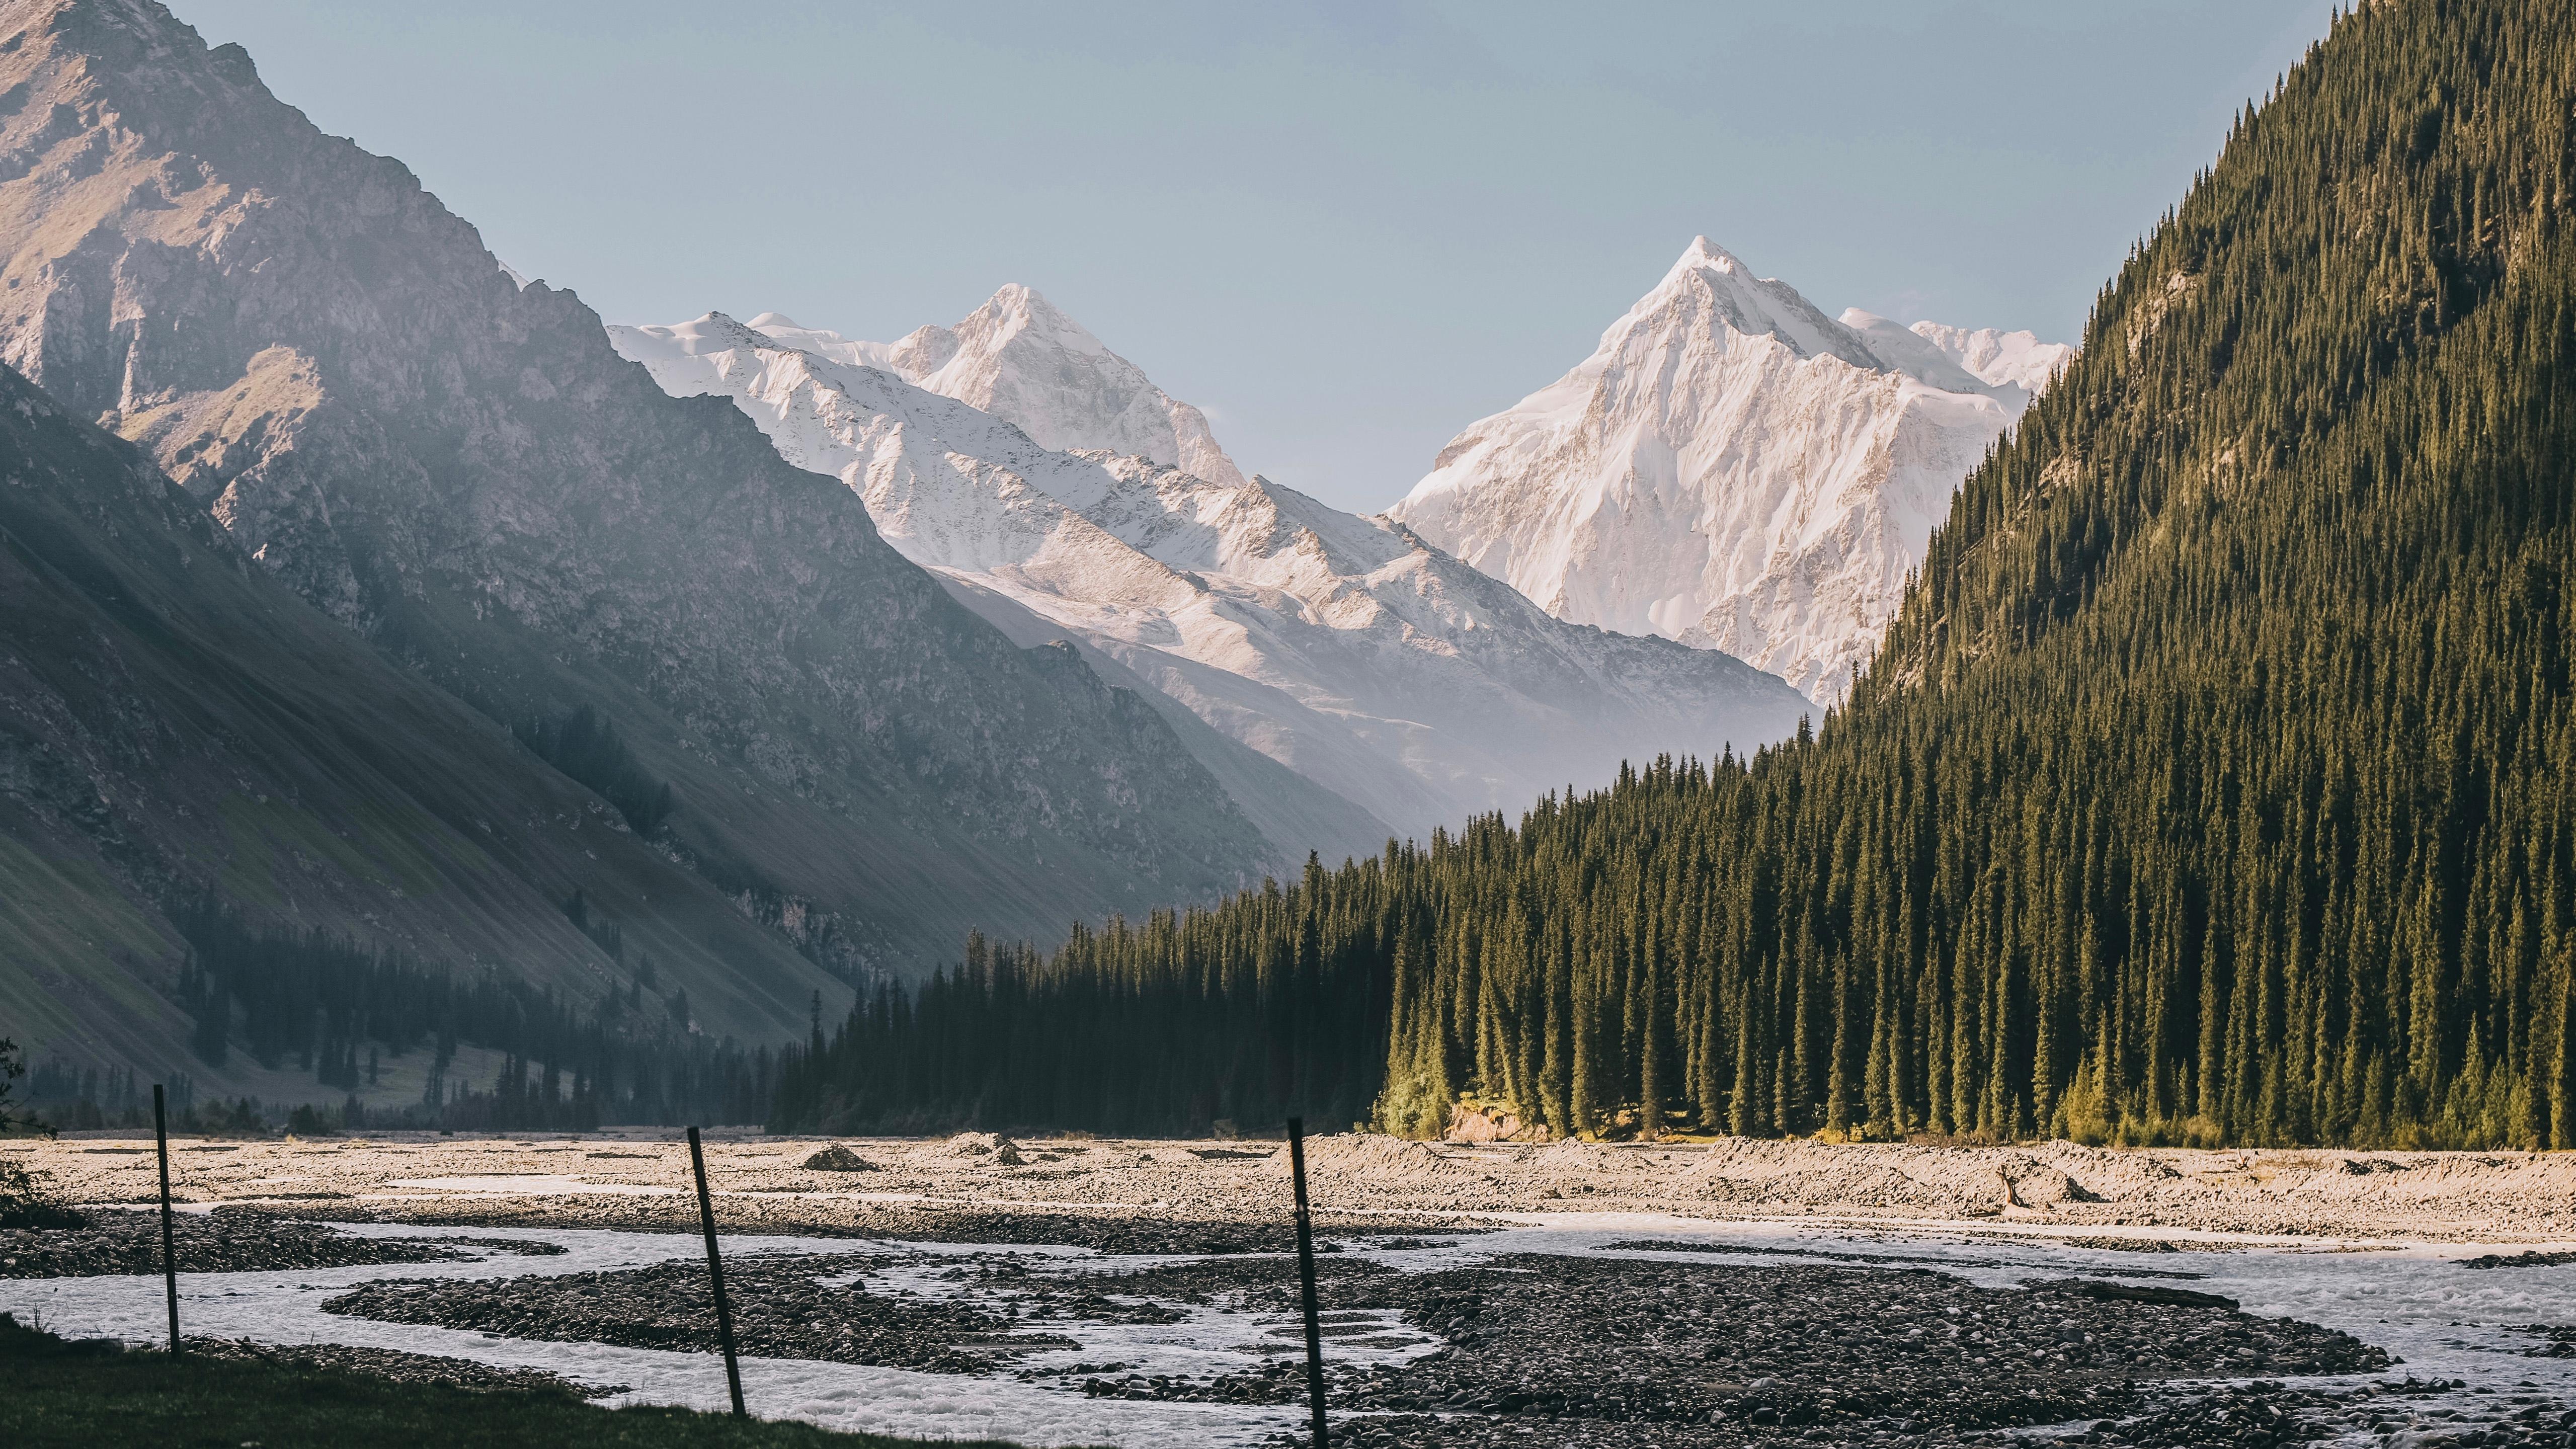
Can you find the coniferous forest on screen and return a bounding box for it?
[774,0,2576,1151]
[166,902,777,1132]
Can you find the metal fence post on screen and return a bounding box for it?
[686,1126,747,1417]
[152,1083,179,1354]
[1287,1116,1328,1446]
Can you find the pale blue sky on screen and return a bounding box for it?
[176,1,2330,513]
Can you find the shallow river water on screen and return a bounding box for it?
[6,1211,2572,1446]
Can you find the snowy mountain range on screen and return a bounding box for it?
[752,286,1250,491]
[608,295,1810,856]
[1391,237,2073,702]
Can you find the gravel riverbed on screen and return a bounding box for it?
[6,1133,2576,1446]
[324,1253,1081,1375]
[300,1237,2576,1448]
[1,1205,562,1277]
[186,1334,621,1398]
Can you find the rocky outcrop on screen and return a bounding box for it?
[801,1145,878,1173]
[0,0,1272,977]
[1443,1099,1549,1143]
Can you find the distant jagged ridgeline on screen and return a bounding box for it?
[774,0,2576,1150]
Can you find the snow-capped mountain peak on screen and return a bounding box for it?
[1637,235,1884,370]
[1392,237,2074,703]
[606,294,1810,857]
[642,309,778,356]
[728,311,888,369]
[927,283,1110,367]
[1836,307,2011,397]
[743,284,1252,492]
[1906,318,2076,396]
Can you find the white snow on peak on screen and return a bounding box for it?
[1637,236,1886,370]
[1392,237,2076,704]
[1906,317,2077,396]
[715,286,1249,492]
[734,312,896,371]
[1837,308,2012,398]
[606,300,1809,856]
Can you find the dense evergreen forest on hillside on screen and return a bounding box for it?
[166,904,776,1131]
[773,0,2576,1150]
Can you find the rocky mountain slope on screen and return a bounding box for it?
[0,0,1273,982]
[610,306,1810,848]
[0,359,838,1082]
[1391,238,2072,702]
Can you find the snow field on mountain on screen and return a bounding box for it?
[1392,237,2074,703]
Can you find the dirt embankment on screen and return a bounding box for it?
[10,1131,2576,1243]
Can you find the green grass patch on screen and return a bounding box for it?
[2,1320,1054,1449]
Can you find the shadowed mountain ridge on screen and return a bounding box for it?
[0,0,1273,997]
